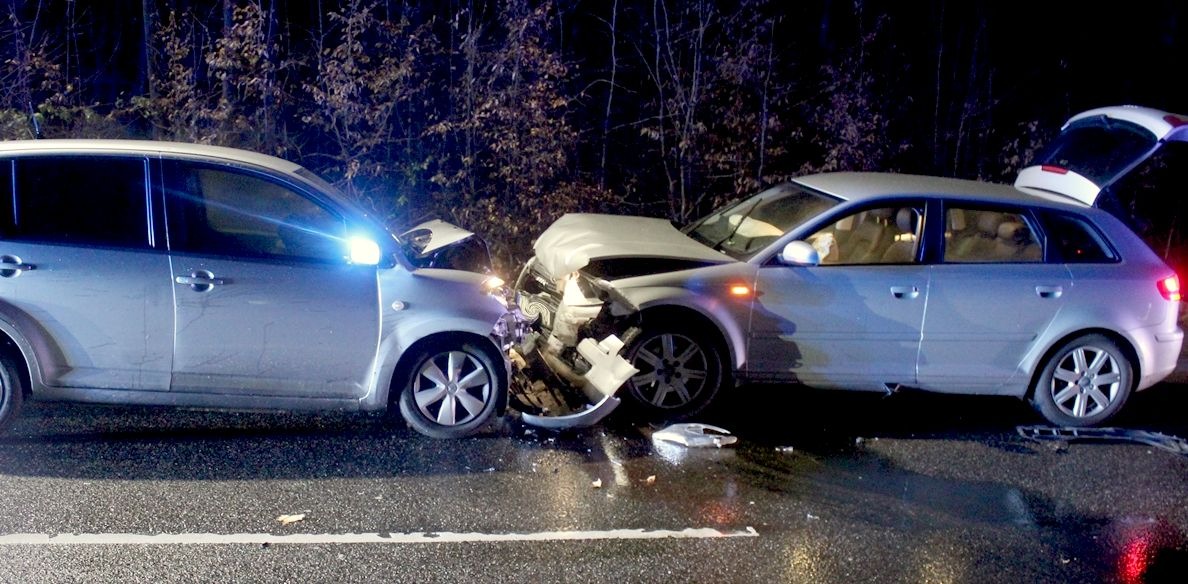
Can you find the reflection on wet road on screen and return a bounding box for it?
[0,382,1186,582]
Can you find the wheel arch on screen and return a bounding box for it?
[383,330,509,411]
[0,320,39,400]
[1025,328,1140,400]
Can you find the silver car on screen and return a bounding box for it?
[0,140,523,438]
[514,172,1183,427]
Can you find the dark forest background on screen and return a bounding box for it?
[2,0,1186,271]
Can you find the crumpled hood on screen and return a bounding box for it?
[532,213,731,277]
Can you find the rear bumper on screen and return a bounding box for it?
[1137,327,1184,390]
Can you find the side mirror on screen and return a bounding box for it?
[779,241,820,266]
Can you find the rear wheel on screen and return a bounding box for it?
[622,325,725,420]
[0,355,25,434]
[398,341,502,438]
[1031,334,1133,427]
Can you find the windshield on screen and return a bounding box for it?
[1033,117,1158,186]
[684,183,841,260]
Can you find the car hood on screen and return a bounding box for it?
[532,213,732,277]
[399,219,475,258]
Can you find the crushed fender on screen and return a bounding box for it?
[1017,425,1188,455]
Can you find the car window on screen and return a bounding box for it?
[1031,117,1157,186]
[3,156,150,248]
[943,207,1041,263]
[805,205,923,265]
[685,183,841,260]
[163,161,347,262]
[1040,212,1117,263]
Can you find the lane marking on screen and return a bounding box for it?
[0,527,758,546]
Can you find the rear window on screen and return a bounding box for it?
[1032,117,1157,186]
[1040,212,1117,263]
[3,156,149,248]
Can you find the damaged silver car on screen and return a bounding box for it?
[513,172,1183,427]
[0,140,526,438]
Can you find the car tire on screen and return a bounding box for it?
[397,340,502,439]
[621,324,725,421]
[1031,334,1133,427]
[0,355,25,434]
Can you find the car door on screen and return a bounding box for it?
[749,203,929,390]
[0,155,173,391]
[162,159,379,398]
[916,204,1070,392]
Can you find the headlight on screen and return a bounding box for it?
[482,275,511,307]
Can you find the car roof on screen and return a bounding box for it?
[794,171,1083,209]
[0,139,304,176]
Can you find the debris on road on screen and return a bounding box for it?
[652,423,738,448]
[1017,425,1188,455]
[592,478,603,489]
[276,514,306,525]
[645,475,657,485]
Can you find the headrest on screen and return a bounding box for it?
[896,208,918,233]
[977,212,1004,235]
[997,221,1029,244]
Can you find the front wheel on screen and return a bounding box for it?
[398,341,503,438]
[1031,334,1133,427]
[621,326,725,421]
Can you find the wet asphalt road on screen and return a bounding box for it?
[1,381,1186,583]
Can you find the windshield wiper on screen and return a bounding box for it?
[705,197,764,252]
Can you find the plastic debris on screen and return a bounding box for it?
[1017,425,1188,455]
[652,423,738,448]
[592,478,603,488]
[276,514,306,525]
[645,475,657,485]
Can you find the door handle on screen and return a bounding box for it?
[175,270,226,292]
[1036,285,1063,299]
[890,286,920,299]
[0,255,35,278]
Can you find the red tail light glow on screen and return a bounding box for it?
[1158,275,1181,301]
[1163,114,1188,128]
[1041,165,1069,175]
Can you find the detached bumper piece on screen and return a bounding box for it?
[511,333,638,429]
[1017,425,1188,455]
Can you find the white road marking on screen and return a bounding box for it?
[0,527,758,546]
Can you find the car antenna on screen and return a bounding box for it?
[28,101,43,139]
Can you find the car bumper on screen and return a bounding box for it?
[1137,327,1184,391]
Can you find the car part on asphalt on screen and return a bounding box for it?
[1017,425,1188,455]
[651,423,738,448]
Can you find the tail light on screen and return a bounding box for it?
[1157,275,1181,301]
[1041,165,1069,175]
